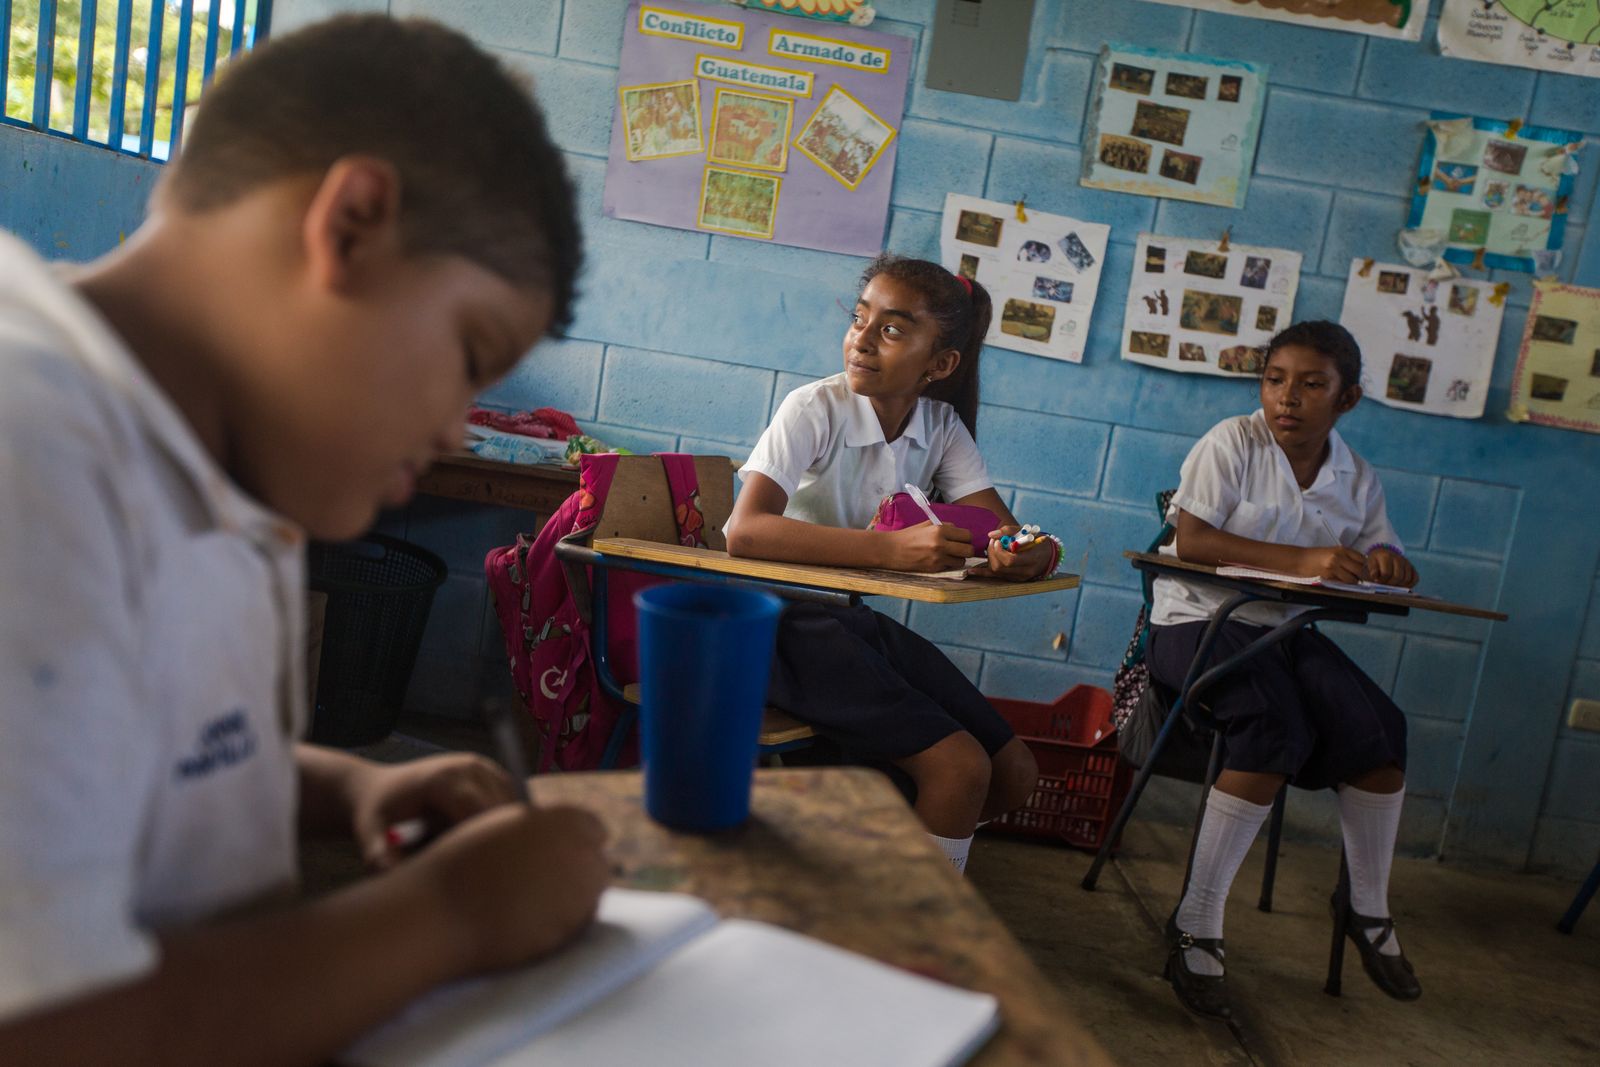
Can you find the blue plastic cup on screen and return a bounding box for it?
[633,583,783,832]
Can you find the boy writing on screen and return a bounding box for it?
[0,17,607,1065]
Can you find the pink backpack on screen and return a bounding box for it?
[484,453,713,771]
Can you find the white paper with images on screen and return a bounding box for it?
[1337,259,1506,420]
[1120,233,1302,377]
[1138,0,1424,40]
[939,193,1110,364]
[1438,0,1600,79]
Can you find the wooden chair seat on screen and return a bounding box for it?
[621,684,816,748]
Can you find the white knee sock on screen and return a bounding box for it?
[930,832,973,874]
[1176,789,1272,976]
[1338,784,1405,957]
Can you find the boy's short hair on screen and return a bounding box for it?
[164,15,582,332]
[1266,320,1362,389]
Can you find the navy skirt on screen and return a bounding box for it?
[1146,621,1406,791]
[766,602,1015,763]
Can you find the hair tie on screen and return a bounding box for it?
[954,274,973,297]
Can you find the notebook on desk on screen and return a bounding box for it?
[344,888,1001,1067]
[1214,565,1419,596]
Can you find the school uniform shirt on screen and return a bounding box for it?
[737,373,992,530]
[0,233,307,1023]
[1151,409,1402,629]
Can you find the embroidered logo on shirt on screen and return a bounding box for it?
[174,709,257,781]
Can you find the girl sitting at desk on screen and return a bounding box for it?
[1149,321,1421,1019]
[726,254,1056,876]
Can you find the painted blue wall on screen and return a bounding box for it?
[8,0,1598,875]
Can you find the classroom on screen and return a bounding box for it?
[1,1,1598,1064]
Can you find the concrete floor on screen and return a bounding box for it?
[338,719,1600,1066]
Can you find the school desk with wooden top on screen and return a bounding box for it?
[1081,550,1508,900]
[533,766,1115,1067]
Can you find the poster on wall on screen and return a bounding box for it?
[1137,0,1423,41]
[1120,233,1302,377]
[1338,260,1506,419]
[939,194,1110,364]
[604,1,911,255]
[1438,0,1600,80]
[1407,112,1585,274]
[1507,281,1600,434]
[1080,45,1266,209]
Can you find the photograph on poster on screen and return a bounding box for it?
[1135,0,1423,40]
[1082,45,1265,208]
[620,80,704,161]
[1407,112,1583,273]
[707,89,793,171]
[1122,233,1302,378]
[793,85,897,190]
[1130,331,1171,357]
[698,167,782,239]
[1338,259,1505,419]
[941,194,1109,363]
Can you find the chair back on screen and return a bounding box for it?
[589,455,736,550]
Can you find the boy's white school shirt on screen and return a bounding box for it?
[1151,409,1403,629]
[0,234,306,1022]
[736,373,992,532]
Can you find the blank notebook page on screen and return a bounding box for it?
[491,919,1001,1067]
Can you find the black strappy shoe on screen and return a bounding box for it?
[1164,910,1232,1020]
[1326,887,1422,1001]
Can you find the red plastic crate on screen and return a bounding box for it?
[984,685,1133,852]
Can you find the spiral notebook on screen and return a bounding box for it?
[344,888,1001,1067]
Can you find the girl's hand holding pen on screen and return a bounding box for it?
[352,753,521,870]
[884,521,973,572]
[984,524,1056,582]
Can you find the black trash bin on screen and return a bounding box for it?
[307,534,447,747]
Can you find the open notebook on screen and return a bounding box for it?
[1214,565,1416,596]
[344,888,1000,1067]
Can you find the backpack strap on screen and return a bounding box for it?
[658,453,709,549]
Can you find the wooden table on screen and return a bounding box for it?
[415,450,577,513]
[592,537,1082,605]
[534,768,1115,1067]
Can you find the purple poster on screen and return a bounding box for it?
[603,1,912,257]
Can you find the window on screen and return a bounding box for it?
[2,1,273,160]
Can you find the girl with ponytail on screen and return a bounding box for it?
[726,254,1053,875]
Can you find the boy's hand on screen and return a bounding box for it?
[350,753,519,870]
[1365,548,1418,588]
[983,525,1055,583]
[884,521,973,572]
[1298,546,1368,583]
[408,804,610,974]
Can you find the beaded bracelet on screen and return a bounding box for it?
[1366,542,1405,557]
[1035,534,1065,580]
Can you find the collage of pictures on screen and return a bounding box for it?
[1081,45,1266,208]
[1337,260,1506,419]
[605,2,909,257]
[1407,113,1584,273]
[1139,0,1425,40]
[940,194,1110,365]
[1508,281,1600,434]
[1120,234,1302,377]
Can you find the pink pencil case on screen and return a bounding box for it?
[869,492,999,553]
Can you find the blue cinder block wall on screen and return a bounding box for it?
[6,0,1599,875]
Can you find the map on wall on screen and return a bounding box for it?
[603,2,912,256]
[939,194,1110,364]
[1439,0,1600,79]
[1120,233,1302,377]
[1407,112,1585,274]
[1081,45,1267,209]
[1338,259,1506,419]
[1507,280,1600,434]
[1138,0,1424,41]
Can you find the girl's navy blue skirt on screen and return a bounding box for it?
[1147,621,1407,791]
[766,602,1015,763]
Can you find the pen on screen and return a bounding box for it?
[904,482,942,526]
[1318,511,1347,549]
[487,699,536,807]
[385,818,435,854]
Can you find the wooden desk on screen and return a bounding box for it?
[1123,550,1508,621]
[415,450,577,513]
[534,768,1114,1067]
[592,537,1082,605]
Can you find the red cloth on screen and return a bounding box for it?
[468,406,582,440]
